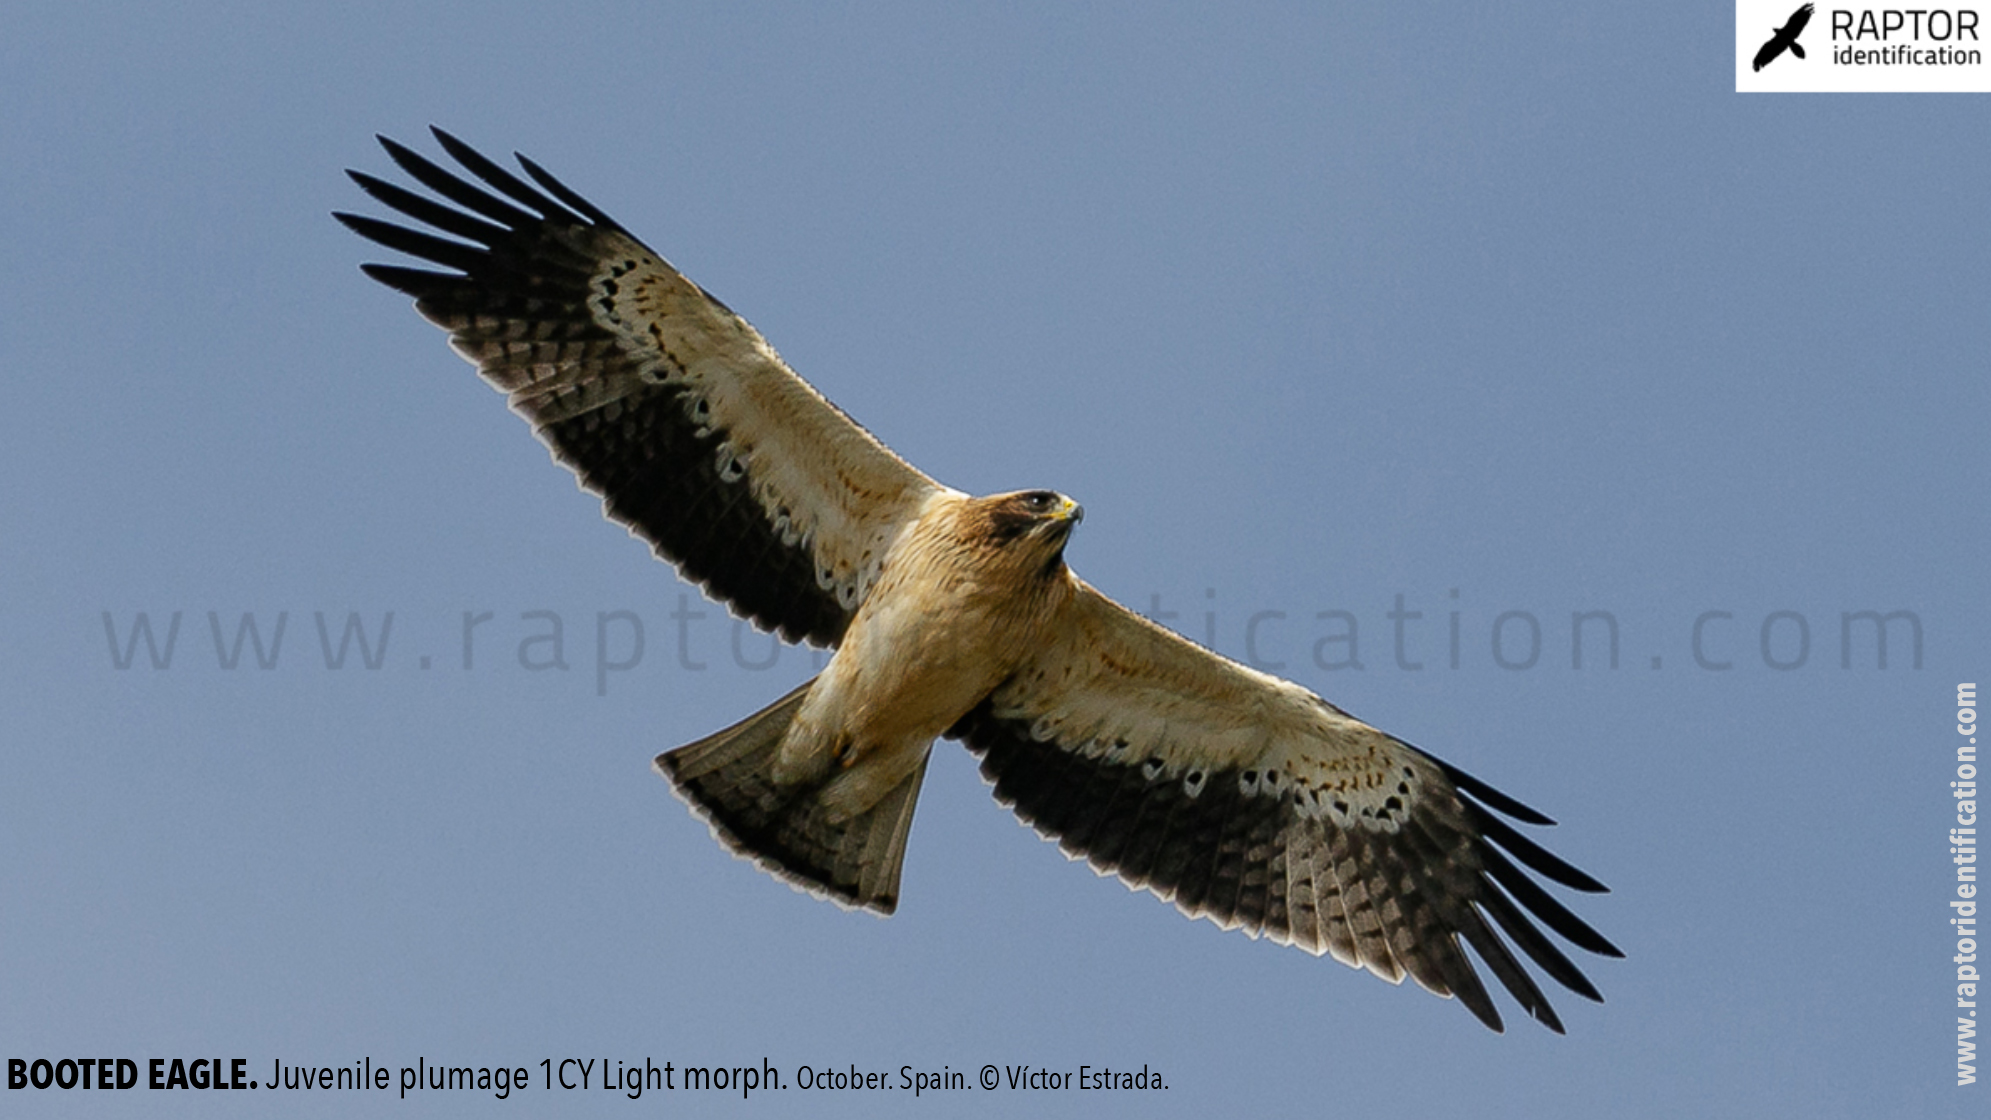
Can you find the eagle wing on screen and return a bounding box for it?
[949,582,1621,1033]
[336,130,950,645]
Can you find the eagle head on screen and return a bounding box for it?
[974,489,1084,571]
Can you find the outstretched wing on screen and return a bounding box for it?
[1752,37,1787,71]
[949,582,1620,1033]
[337,129,951,646]
[1787,3,1813,37]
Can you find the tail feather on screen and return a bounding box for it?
[656,677,928,914]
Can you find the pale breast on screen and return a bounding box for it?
[811,496,1067,752]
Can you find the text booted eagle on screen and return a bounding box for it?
[339,129,1620,1033]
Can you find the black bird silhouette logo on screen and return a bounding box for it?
[1753,3,1814,71]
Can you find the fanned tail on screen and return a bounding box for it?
[656,678,927,914]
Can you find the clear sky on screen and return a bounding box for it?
[4,3,1987,1117]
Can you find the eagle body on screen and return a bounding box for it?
[339,130,1621,1033]
[779,491,1081,820]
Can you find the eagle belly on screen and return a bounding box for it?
[779,501,1062,822]
[784,592,1009,821]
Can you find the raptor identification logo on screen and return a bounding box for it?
[1736,1,1991,89]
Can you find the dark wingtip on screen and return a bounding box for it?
[1465,999,1505,1034]
[377,132,421,166]
[426,126,569,219]
[516,151,621,229]
[356,262,456,296]
[1467,803,1611,894]
[346,167,393,197]
[1433,757,1557,826]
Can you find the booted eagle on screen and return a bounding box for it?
[338,130,1620,1033]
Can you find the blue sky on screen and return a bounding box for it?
[4,3,1987,1117]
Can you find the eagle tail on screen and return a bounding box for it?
[656,678,927,915]
[1790,42,1805,59]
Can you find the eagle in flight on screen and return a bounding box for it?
[338,130,1620,1033]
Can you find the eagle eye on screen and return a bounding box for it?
[1022,491,1058,513]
